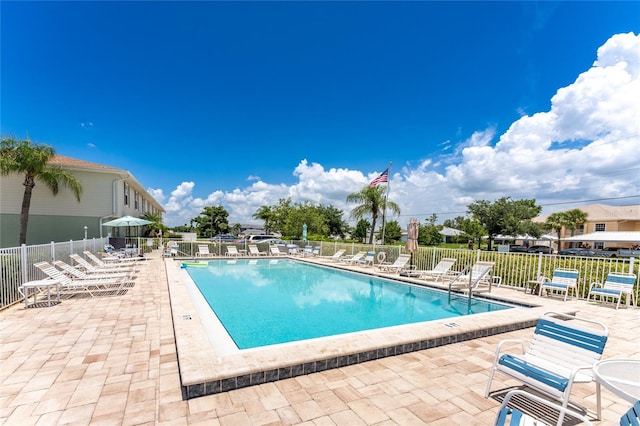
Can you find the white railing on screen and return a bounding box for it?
[0,238,109,309]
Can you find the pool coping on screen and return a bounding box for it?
[166,257,578,400]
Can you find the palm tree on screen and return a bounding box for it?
[346,186,400,244]
[0,137,82,245]
[141,211,166,237]
[544,211,570,251]
[253,205,274,234]
[564,209,588,237]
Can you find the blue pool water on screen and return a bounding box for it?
[184,258,512,349]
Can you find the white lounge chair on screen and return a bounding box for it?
[248,244,266,256]
[226,246,241,257]
[34,261,124,296]
[485,311,608,422]
[376,254,412,273]
[587,272,636,309]
[289,247,302,256]
[494,390,593,426]
[339,251,366,265]
[163,242,179,257]
[270,245,286,256]
[540,268,579,301]
[54,260,134,281]
[317,249,345,262]
[359,252,375,267]
[196,245,211,257]
[83,251,141,268]
[72,254,137,273]
[449,261,495,293]
[417,257,456,282]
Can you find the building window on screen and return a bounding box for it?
[134,191,139,210]
[142,199,146,213]
[595,223,605,232]
[124,183,130,206]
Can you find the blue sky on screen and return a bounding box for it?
[2,2,639,227]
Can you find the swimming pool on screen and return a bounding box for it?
[183,258,512,350]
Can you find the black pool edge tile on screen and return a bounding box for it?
[180,318,536,400]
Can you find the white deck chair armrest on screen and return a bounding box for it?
[495,339,526,354]
[567,364,597,382]
[588,281,603,291]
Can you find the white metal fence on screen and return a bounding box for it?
[1,237,109,309]
[2,238,637,310]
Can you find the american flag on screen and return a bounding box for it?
[369,168,389,188]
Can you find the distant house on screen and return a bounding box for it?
[0,155,164,247]
[440,226,463,243]
[535,204,640,250]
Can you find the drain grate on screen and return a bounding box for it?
[181,314,192,320]
[444,322,460,328]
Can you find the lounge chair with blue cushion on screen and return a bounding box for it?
[588,272,637,309]
[494,390,592,426]
[359,251,375,267]
[620,400,640,426]
[486,311,608,421]
[339,251,366,265]
[540,269,579,301]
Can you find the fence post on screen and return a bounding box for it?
[21,244,28,283]
[629,258,635,275]
[536,252,543,279]
[51,241,56,261]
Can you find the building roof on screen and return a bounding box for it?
[535,204,640,222]
[440,226,462,236]
[49,155,122,171]
[563,231,640,243]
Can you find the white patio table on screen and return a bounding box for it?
[593,359,640,403]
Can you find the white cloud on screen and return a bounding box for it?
[152,33,640,228]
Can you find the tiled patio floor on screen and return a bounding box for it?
[1,251,638,425]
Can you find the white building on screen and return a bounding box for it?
[0,155,164,247]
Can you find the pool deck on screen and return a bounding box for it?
[1,250,638,425]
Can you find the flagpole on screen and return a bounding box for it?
[381,161,392,244]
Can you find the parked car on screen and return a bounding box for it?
[593,247,619,258]
[254,238,298,253]
[235,234,279,244]
[210,234,236,242]
[509,245,529,253]
[527,245,554,254]
[558,248,596,256]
